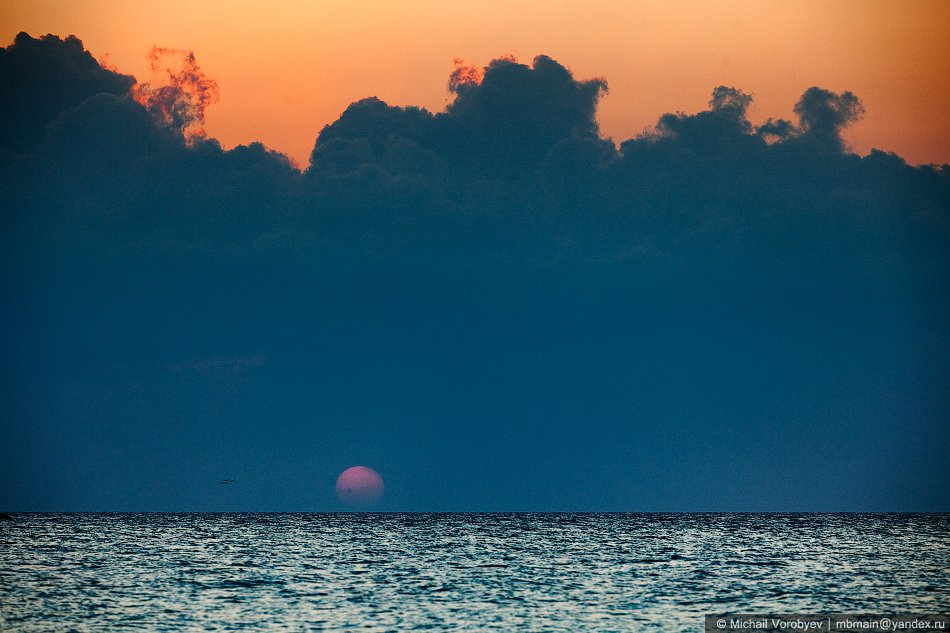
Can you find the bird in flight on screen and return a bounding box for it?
[219,479,236,485]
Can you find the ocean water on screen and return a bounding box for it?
[1,513,947,631]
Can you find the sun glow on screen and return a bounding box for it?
[2,0,948,165]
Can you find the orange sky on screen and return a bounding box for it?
[3,0,949,166]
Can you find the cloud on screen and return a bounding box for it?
[167,354,266,392]
[1,32,946,276]
[0,32,134,153]
[448,58,483,92]
[1,32,947,511]
[311,55,608,180]
[132,46,220,141]
[793,86,864,150]
[172,354,266,375]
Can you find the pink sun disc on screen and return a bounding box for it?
[335,466,384,506]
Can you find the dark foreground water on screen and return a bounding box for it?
[1,513,947,631]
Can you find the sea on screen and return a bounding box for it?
[1,513,947,631]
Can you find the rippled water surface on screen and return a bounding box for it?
[1,513,947,631]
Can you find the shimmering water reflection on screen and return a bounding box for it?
[1,513,947,631]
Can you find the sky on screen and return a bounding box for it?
[1,0,949,167]
[0,3,948,512]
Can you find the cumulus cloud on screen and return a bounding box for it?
[132,46,220,141]
[794,86,864,148]
[168,354,266,392]
[0,32,134,153]
[448,58,483,92]
[1,32,947,511]
[310,55,607,181]
[0,33,944,283]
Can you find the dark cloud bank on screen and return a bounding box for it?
[1,33,947,511]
